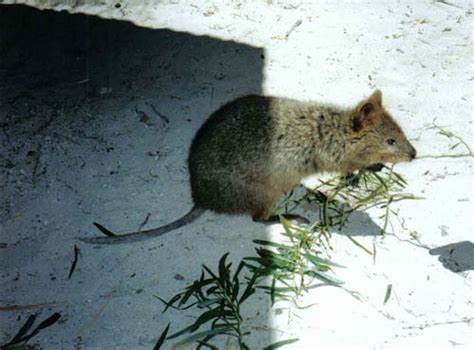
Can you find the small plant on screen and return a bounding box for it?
[416,123,473,159]
[0,313,61,350]
[156,254,257,349]
[426,123,472,155]
[281,166,421,246]
[155,167,418,349]
[245,217,343,306]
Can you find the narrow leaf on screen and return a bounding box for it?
[218,253,230,288]
[173,327,234,348]
[263,338,299,349]
[154,323,170,350]
[239,274,258,304]
[196,338,220,349]
[270,277,276,305]
[198,298,223,308]
[93,222,116,237]
[68,244,80,280]
[279,216,294,238]
[157,294,182,313]
[167,309,233,339]
[233,261,246,282]
[307,269,344,285]
[7,314,36,345]
[14,312,61,344]
[202,265,219,281]
[232,275,240,301]
[30,312,61,332]
[303,253,345,268]
[383,284,392,305]
[347,236,373,255]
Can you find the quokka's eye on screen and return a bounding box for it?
[386,139,396,145]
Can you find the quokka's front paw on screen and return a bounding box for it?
[364,163,384,172]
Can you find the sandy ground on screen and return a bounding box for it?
[0,1,473,349]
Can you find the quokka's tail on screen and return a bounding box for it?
[79,206,205,245]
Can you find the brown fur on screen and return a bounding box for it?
[189,90,416,220]
[83,90,417,244]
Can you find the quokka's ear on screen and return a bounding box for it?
[368,89,382,106]
[352,90,383,132]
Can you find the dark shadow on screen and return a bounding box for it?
[336,210,383,236]
[0,5,263,105]
[0,5,265,349]
[429,241,474,273]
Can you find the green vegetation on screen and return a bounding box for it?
[154,167,418,349]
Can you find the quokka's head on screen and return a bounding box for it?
[349,90,417,167]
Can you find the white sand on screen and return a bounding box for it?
[1,1,472,349]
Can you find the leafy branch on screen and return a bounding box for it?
[156,254,255,349]
[154,167,418,349]
[245,217,343,306]
[417,123,473,159]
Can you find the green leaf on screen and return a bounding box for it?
[9,313,61,345]
[383,284,392,305]
[253,240,290,249]
[233,261,246,282]
[206,286,220,296]
[198,298,223,308]
[268,253,295,269]
[156,294,184,312]
[306,269,344,285]
[295,302,318,310]
[179,275,214,307]
[391,171,407,186]
[202,265,219,282]
[154,323,170,350]
[167,323,200,340]
[279,216,294,239]
[196,338,220,349]
[191,277,217,289]
[263,338,299,349]
[243,257,263,263]
[302,253,345,268]
[8,314,36,345]
[347,236,373,255]
[172,327,234,348]
[168,308,234,339]
[270,277,276,305]
[258,286,295,293]
[218,253,230,288]
[239,273,258,304]
[372,173,389,191]
[193,309,233,328]
[30,313,61,332]
[232,275,240,301]
[167,309,233,340]
[179,287,196,307]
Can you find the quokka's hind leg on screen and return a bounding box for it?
[250,181,310,225]
[249,191,279,222]
[250,205,274,223]
[249,189,310,225]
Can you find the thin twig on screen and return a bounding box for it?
[403,317,473,330]
[68,244,80,280]
[417,153,473,159]
[285,19,303,39]
[0,302,64,312]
